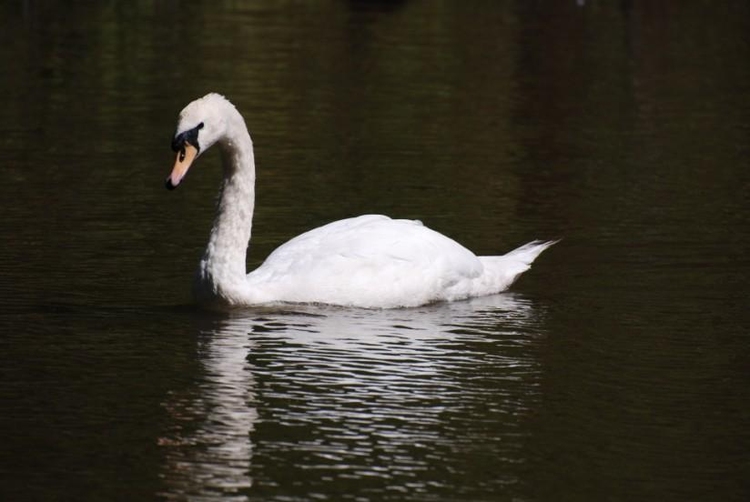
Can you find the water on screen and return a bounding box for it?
[1,1,749,500]
[158,296,546,500]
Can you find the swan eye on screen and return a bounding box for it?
[179,148,186,163]
[171,123,203,153]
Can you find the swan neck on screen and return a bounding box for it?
[195,122,256,305]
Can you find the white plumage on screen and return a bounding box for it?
[166,93,556,309]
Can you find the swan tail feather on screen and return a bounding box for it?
[472,239,559,297]
[502,239,560,265]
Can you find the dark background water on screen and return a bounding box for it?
[1,1,749,501]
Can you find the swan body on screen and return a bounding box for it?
[166,93,557,309]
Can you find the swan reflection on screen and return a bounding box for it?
[158,316,257,500]
[158,293,546,499]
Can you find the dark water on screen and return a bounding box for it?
[1,1,749,501]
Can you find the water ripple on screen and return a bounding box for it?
[158,293,548,500]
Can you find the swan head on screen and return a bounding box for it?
[166,93,237,190]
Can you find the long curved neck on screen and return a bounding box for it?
[194,118,256,306]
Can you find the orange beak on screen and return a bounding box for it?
[166,144,198,190]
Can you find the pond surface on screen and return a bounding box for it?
[1,1,749,501]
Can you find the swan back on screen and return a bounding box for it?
[245,215,485,308]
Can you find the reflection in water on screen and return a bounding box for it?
[157,294,546,500]
[159,321,257,500]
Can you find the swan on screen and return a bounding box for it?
[165,93,557,309]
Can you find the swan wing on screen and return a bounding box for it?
[247,215,483,307]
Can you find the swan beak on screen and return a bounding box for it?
[166,144,198,190]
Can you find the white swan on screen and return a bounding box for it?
[165,93,557,309]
